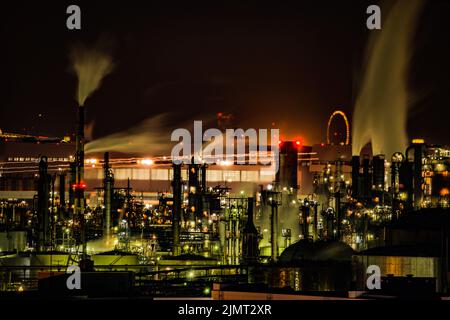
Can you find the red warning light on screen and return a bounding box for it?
[72,182,87,190]
[294,137,303,148]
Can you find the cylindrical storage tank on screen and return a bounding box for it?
[278,240,354,291]
[92,251,139,271]
[31,253,71,267]
[276,141,298,189]
[0,231,27,251]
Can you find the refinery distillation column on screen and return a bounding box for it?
[103,152,113,238]
[37,156,51,251]
[172,163,182,256]
[270,197,279,262]
[242,197,259,264]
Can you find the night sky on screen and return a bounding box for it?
[1,0,450,147]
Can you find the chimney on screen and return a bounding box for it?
[351,155,360,199]
[172,163,182,256]
[103,152,112,238]
[37,156,51,251]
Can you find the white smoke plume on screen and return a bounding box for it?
[85,113,173,155]
[352,0,424,158]
[70,42,114,106]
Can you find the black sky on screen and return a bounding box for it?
[1,0,450,146]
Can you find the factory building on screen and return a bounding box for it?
[1,131,450,295]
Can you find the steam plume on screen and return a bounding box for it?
[85,113,216,155]
[70,43,114,106]
[352,0,424,157]
[85,114,173,155]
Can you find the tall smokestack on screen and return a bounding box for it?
[103,152,112,238]
[74,105,85,217]
[69,162,76,212]
[351,156,360,199]
[74,105,88,262]
[201,164,207,192]
[59,173,66,209]
[391,152,404,215]
[413,142,425,209]
[37,156,51,251]
[172,163,182,256]
[270,199,279,262]
[188,159,200,223]
[301,200,310,240]
[362,155,371,199]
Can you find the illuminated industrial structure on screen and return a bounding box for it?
[1,125,449,296]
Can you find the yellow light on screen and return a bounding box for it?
[141,159,154,165]
[440,188,449,197]
[412,138,425,144]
